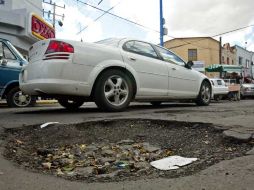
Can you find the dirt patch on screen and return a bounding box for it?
[2,119,252,183]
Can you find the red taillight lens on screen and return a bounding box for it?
[45,40,74,54]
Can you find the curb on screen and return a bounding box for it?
[36,100,58,104]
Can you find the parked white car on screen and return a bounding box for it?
[209,78,229,101]
[241,83,254,98]
[20,38,212,111]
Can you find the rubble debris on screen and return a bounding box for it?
[25,141,172,179]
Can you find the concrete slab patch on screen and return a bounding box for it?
[223,130,252,142]
[246,147,254,155]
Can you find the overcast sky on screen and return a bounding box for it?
[44,0,254,51]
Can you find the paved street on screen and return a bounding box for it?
[0,100,254,190]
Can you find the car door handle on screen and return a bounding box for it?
[128,57,136,61]
[172,67,177,70]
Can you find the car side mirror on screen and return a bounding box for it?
[186,61,193,69]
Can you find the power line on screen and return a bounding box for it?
[212,24,254,37]
[168,24,254,50]
[97,0,104,5]
[74,0,174,38]
[77,0,122,35]
[72,0,253,51]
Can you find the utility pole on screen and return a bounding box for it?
[159,0,167,46]
[43,0,65,29]
[219,36,222,65]
[159,0,164,46]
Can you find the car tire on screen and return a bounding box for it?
[196,80,211,106]
[6,86,36,107]
[94,69,133,112]
[58,99,84,110]
[150,102,162,106]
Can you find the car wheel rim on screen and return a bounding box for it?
[13,91,31,107]
[201,83,210,103]
[104,75,129,107]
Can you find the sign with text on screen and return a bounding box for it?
[29,14,55,40]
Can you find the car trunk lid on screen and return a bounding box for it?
[29,40,50,63]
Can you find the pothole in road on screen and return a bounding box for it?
[2,119,252,183]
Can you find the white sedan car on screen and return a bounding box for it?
[210,78,229,101]
[20,38,212,111]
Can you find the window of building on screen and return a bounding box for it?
[246,60,250,68]
[232,60,234,65]
[239,56,243,65]
[226,57,229,65]
[222,56,224,63]
[188,49,197,61]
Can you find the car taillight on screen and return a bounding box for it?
[45,40,74,54]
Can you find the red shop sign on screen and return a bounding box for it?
[31,15,55,40]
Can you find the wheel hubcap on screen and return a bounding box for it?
[201,84,211,103]
[104,75,129,106]
[13,91,31,107]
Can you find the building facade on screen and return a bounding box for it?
[164,37,220,77]
[0,0,54,55]
[221,43,236,65]
[234,45,253,78]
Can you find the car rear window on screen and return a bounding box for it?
[95,38,121,47]
[217,80,222,85]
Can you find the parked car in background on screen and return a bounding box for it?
[20,38,212,111]
[241,83,254,98]
[210,78,228,101]
[0,38,36,107]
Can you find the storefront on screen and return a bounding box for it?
[0,0,55,56]
[206,64,242,100]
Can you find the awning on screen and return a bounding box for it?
[205,64,243,73]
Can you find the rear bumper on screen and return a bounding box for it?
[20,79,91,97]
[241,91,254,96]
[213,89,228,95]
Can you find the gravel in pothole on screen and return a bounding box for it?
[2,119,252,183]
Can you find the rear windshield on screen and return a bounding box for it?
[95,38,121,47]
[217,80,222,85]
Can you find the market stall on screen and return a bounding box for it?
[205,64,243,100]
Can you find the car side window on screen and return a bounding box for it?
[3,44,16,60]
[0,42,3,58]
[155,46,185,67]
[0,42,16,60]
[123,41,158,59]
